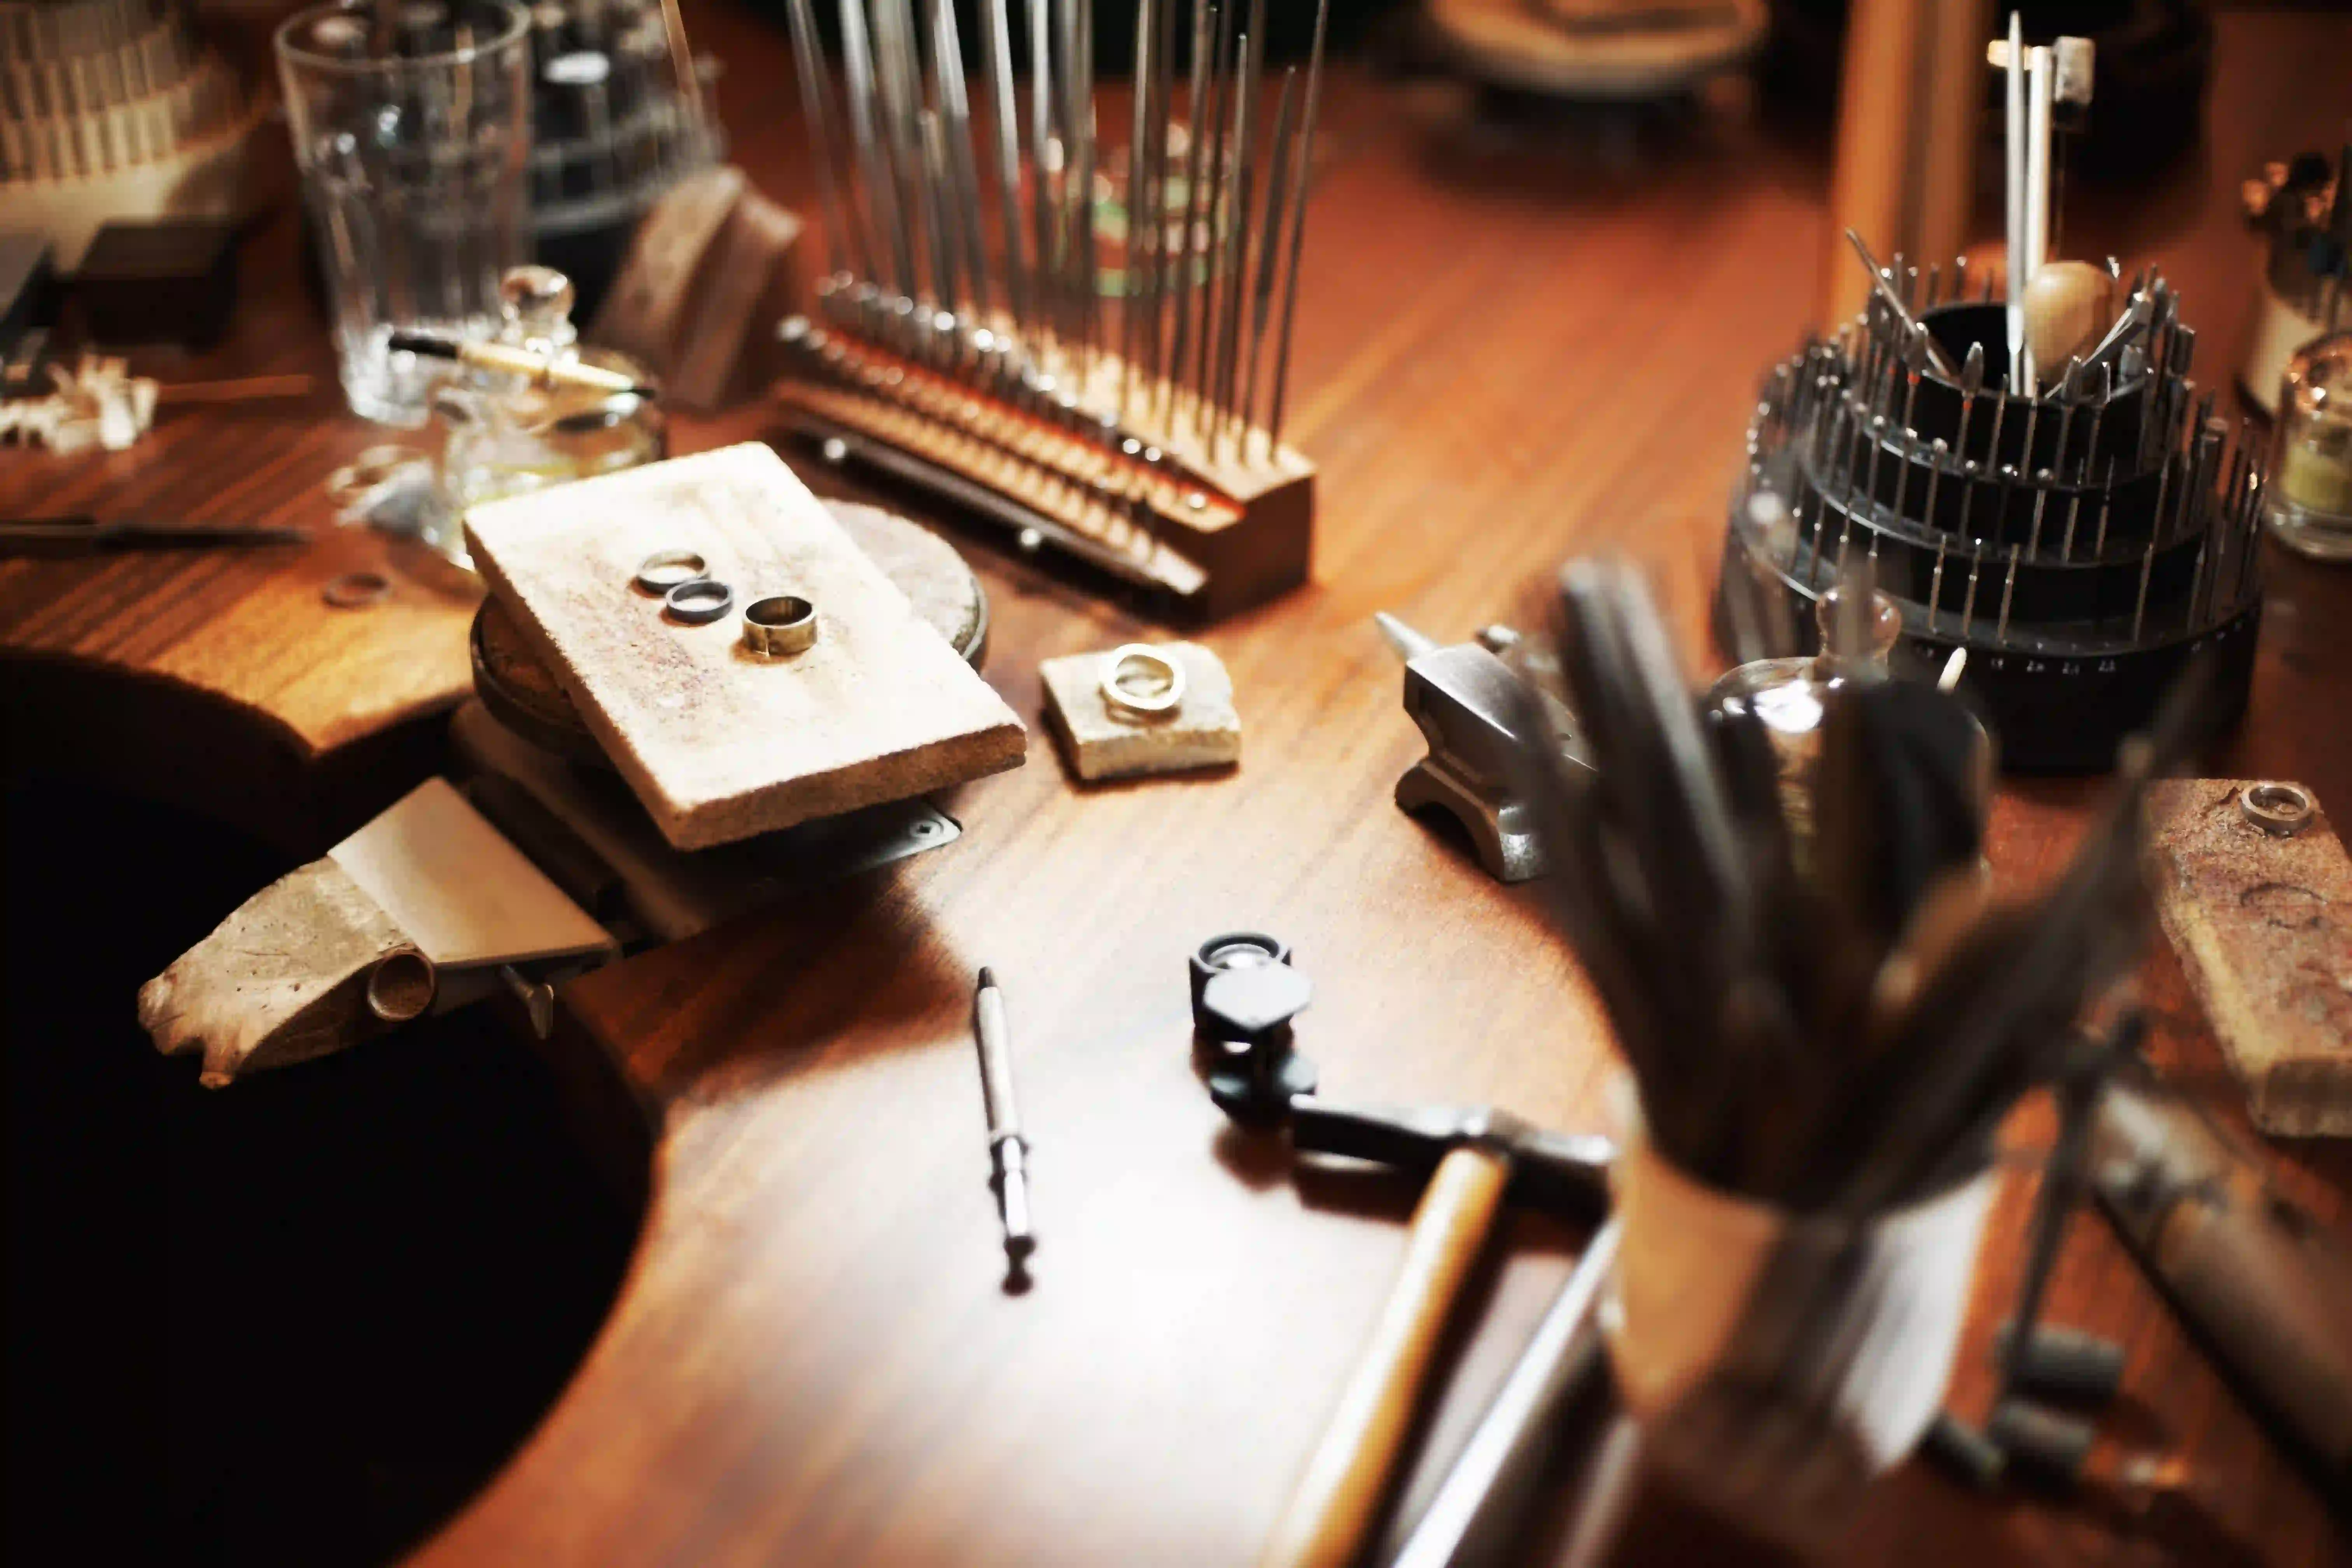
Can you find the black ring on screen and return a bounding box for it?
[665,578,734,624]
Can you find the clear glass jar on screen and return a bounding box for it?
[431,265,664,563]
[1706,584,1902,868]
[2265,330,2352,562]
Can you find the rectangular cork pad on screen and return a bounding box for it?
[465,443,1026,850]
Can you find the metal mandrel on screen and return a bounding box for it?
[972,966,1036,1269]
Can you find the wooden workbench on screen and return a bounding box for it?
[5,4,2350,1563]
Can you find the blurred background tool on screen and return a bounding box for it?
[1375,611,1591,883]
[772,0,1327,620]
[2238,142,2349,418]
[1769,0,2211,187]
[0,0,265,267]
[1497,557,2185,1556]
[1421,0,1766,102]
[516,0,724,318]
[1190,945,1610,1568]
[2093,1072,2352,1507]
[1385,1218,1620,1568]
[1815,0,1986,330]
[0,514,306,556]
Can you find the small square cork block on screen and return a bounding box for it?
[1041,642,1239,781]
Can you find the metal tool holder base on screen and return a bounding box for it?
[1720,297,2266,773]
[775,292,1315,623]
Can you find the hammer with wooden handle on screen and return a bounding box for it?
[1192,947,1613,1568]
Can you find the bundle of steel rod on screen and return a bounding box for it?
[1717,252,2267,772]
[1477,558,2188,1559]
[773,0,1326,620]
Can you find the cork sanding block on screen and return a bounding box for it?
[464,443,1027,850]
[2145,779,2352,1137]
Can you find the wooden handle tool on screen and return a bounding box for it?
[1257,1143,1514,1568]
[2022,261,2113,388]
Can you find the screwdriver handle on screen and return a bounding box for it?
[973,973,1020,1143]
[1256,1143,1512,1568]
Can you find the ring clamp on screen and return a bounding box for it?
[1100,644,1185,718]
[664,578,734,625]
[2241,781,2315,838]
[743,595,819,657]
[635,549,709,594]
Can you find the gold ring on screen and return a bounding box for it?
[744,595,819,656]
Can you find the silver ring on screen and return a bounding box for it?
[1100,644,1185,717]
[2241,781,2315,837]
[636,549,709,593]
[743,595,818,656]
[665,578,733,624]
[322,570,392,609]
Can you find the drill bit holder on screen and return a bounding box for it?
[1720,277,2268,772]
[772,0,1327,622]
[777,299,1314,618]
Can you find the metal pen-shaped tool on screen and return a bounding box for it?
[973,967,1036,1268]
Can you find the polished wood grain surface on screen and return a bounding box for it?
[10,4,2352,1563]
[0,145,485,847]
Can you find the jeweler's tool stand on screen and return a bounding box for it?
[1720,290,2266,772]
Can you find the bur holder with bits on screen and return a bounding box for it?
[775,288,1314,621]
[1718,282,2268,773]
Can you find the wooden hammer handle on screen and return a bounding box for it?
[1258,1143,1514,1568]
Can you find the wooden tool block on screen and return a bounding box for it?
[775,341,1314,620]
[1040,642,1239,781]
[590,166,744,372]
[2146,779,2352,1137]
[590,166,803,411]
[140,779,615,1086]
[670,187,803,409]
[464,443,1027,850]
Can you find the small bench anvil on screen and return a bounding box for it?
[1377,613,1593,883]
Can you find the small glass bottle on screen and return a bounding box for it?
[2265,330,2352,562]
[431,265,664,562]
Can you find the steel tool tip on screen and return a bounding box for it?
[978,966,998,989]
[1373,611,1438,662]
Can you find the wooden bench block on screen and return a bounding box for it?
[464,443,1027,850]
[2146,779,2352,1137]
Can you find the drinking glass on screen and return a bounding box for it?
[276,0,532,426]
